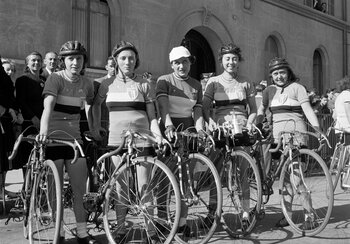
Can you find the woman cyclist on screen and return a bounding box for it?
[256,57,322,230]
[92,41,163,242]
[38,41,98,244]
[202,43,257,227]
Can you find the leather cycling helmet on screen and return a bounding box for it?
[111,41,140,69]
[59,40,88,61]
[268,57,290,74]
[218,43,243,62]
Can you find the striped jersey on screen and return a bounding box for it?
[156,73,202,128]
[43,70,94,142]
[262,82,309,144]
[96,75,154,147]
[204,74,255,124]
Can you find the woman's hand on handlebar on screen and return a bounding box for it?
[165,125,175,141]
[207,118,217,132]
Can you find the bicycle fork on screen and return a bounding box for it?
[177,155,198,206]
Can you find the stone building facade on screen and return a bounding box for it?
[0,0,349,93]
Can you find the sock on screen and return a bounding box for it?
[76,222,88,238]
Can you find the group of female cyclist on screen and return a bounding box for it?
[33,37,348,244]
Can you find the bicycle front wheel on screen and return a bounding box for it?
[174,152,223,244]
[28,160,62,244]
[103,156,181,244]
[280,148,333,236]
[221,149,262,238]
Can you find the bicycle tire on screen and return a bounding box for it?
[23,163,33,239]
[329,143,344,191]
[221,149,262,238]
[172,152,222,244]
[103,156,181,244]
[28,160,62,244]
[279,148,333,236]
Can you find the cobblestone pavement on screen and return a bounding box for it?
[1,169,349,244]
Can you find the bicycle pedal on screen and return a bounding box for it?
[257,209,265,220]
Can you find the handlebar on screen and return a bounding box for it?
[8,133,84,164]
[96,129,171,163]
[269,130,331,153]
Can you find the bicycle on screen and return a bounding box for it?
[62,131,111,236]
[159,128,222,244]
[212,122,262,238]
[327,126,350,192]
[7,128,84,244]
[83,129,181,244]
[252,125,334,236]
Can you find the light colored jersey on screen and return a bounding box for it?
[262,82,309,145]
[43,70,94,142]
[334,90,350,133]
[97,74,154,147]
[204,74,255,124]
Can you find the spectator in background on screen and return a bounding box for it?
[0,57,19,199]
[321,3,327,13]
[41,51,58,80]
[1,58,16,85]
[313,0,323,11]
[314,94,330,114]
[2,58,23,138]
[326,88,337,112]
[15,51,45,172]
[200,72,215,93]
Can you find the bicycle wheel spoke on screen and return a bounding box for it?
[104,157,180,244]
[29,160,61,243]
[174,153,222,244]
[221,150,262,238]
[280,149,333,236]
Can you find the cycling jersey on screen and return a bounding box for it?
[204,74,255,124]
[43,70,94,143]
[96,74,154,146]
[262,82,309,145]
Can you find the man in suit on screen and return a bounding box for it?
[41,51,58,80]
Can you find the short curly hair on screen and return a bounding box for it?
[218,43,243,63]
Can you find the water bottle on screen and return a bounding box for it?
[231,111,242,136]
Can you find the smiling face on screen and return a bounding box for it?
[171,57,191,78]
[26,54,42,74]
[222,53,239,75]
[64,54,84,77]
[271,68,289,87]
[116,49,136,76]
[44,52,58,71]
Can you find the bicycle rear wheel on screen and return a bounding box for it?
[280,148,333,236]
[104,156,181,244]
[173,153,222,244]
[329,143,344,191]
[28,160,62,244]
[221,149,262,238]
